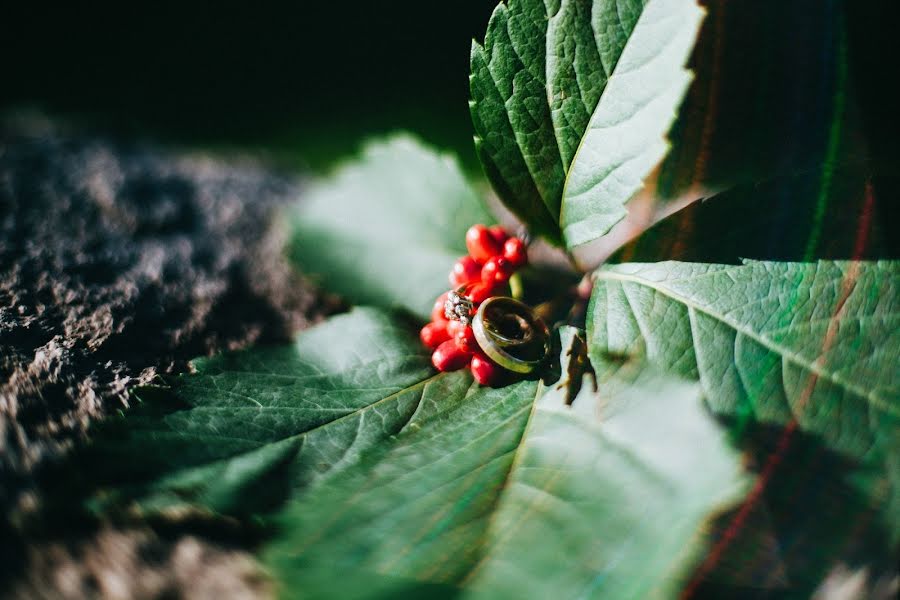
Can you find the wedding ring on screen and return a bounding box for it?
[472,296,549,373]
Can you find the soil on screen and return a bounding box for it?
[0,119,327,598]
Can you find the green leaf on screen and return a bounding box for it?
[587,259,900,539]
[289,135,493,320]
[469,0,704,249]
[84,308,439,517]
[264,328,749,598]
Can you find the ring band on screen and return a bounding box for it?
[473,297,549,374]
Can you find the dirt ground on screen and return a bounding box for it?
[0,120,327,598]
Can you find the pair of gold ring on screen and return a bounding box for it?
[472,296,549,374]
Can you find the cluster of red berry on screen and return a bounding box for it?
[420,224,527,386]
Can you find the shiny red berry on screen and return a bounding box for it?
[432,339,472,372]
[488,225,509,247]
[432,293,449,322]
[466,282,498,304]
[471,352,503,386]
[503,237,527,267]
[420,321,450,349]
[481,256,513,284]
[446,319,467,339]
[449,256,482,287]
[454,325,478,353]
[466,224,502,263]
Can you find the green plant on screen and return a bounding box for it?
[59,0,897,598]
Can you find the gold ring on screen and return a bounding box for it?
[472,297,549,374]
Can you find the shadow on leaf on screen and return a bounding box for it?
[613,170,898,264]
[690,422,895,599]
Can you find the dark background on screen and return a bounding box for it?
[1,1,898,176]
[1,2,498,171]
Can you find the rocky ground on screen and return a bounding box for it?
[0,120,328,598]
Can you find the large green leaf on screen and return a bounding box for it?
[469,0,703,249]
[265,328,749,598]
[289,136,493,320]
[587,259,900,539]
[83,308,439,517]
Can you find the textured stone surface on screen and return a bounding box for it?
[9,527,270,600]
[0,121,327,598]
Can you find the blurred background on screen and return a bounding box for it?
[0,0,900,205]
[2,1,897,187]
[1,2,499,173]
[2,2,898,180]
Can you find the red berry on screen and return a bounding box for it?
[432,339,472,372]
[446,319,467,338]
[488,225,509,247]
[465,282,497,304]
[454,325,478,353]
[420,321,450,349]
[449,256,482,287]
[503,237,527,267]
[466,224,502,263]
[481,256,513,284]
[471,352,503,386]
[432,293,449,322]
[577,275,594,300]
